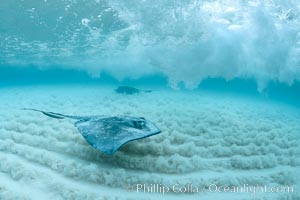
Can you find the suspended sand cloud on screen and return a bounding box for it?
[1,0,300,90]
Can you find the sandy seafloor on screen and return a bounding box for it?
[0,85,299,200]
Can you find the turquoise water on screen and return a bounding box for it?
[1,66,300,108]
[1,0,300,91]
[1,1,300,200]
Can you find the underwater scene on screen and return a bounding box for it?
[0,0,300,200]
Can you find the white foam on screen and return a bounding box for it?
[1,1,300,90]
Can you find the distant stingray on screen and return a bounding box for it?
[23,108,161,155]
[115,86,152,95]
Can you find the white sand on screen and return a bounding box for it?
[0,85,299,200]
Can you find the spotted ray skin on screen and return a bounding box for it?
[23,108,161,155]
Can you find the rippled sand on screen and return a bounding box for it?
[0,85,299,200]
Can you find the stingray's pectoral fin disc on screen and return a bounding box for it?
[74,116,161,155]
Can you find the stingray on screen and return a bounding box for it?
[115,86,152,95]
[23,108,161,155]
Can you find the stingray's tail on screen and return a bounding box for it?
[22,108,82,120]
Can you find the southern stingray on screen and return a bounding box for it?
[115,86,152,95]
[23,108,161,155]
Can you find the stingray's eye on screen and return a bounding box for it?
[133,120,145,129]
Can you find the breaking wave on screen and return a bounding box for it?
[1,0,300,90]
